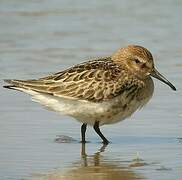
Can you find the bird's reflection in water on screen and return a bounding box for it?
[38,144,143,180]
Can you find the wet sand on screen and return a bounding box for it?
[0,0,182,179]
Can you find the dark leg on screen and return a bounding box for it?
[93,121,109,144]
[81,123,87,143]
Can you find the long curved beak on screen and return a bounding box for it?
[150,68,176,91]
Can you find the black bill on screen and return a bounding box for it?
[151,69,176,91]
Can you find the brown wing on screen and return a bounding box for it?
[4,57,140,102]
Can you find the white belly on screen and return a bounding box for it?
[14,78,153,126]
[21,90,149,126]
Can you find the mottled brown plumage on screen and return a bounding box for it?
[4,56,145,102]
[3,45,176,144]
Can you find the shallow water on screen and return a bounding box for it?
[0,0,182,179]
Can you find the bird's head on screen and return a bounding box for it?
[112,45,176,91]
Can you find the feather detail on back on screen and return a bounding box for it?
[3,57,144,102]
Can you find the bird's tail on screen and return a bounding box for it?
[3,79,55,94]
[3,79,25,91]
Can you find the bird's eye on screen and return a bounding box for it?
[134,58,140,64]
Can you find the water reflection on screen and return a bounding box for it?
[37,144,143,180]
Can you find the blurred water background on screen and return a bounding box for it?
[0,0,182,179]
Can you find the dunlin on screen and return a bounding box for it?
[3,45,176,144]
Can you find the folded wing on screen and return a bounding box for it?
[4,57,138,102]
